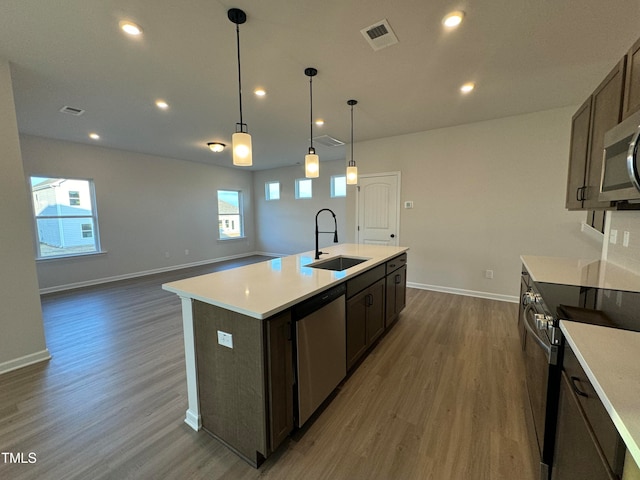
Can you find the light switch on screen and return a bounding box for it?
[610,229,617,244]
[217,330,233,349]
[623,231,630,248]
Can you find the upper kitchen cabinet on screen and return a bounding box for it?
[622,36,640,120]
[566,98,592,210]
[566,59,625,210]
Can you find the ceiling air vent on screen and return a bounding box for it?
[59,105,85,116]
[361,19,398,51]
[313,135,345,147]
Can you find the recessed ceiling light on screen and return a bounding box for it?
[119,21,143,36]
[155,99,169,110]
[442,11,465,28]
[89,133,100,140]
[207,142,226,153]
[460,82,475,94]
[254,88,266,97]
[315,119,324,126]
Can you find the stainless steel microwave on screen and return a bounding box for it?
[600,109,640,202]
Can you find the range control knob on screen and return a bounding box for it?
[522,291,542,306]
[534,314,555,331]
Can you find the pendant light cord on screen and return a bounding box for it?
[309,75,314,152]
[235,23,244,129]
[350,103,354,164]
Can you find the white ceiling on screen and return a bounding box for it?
[2,0,640,171]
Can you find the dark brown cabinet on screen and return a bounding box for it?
[346,276,385,370]
[566,60,624,211]
[552,344,625,480]
[266,312,294,452]
[623,36,640,120]
[385,255,407,327]
[566,98,592,210]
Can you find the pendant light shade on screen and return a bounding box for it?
[305,68,319,178]
[228,8,252,167]
[346,99,358,185]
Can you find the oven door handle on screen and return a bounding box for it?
[523,304,552,357]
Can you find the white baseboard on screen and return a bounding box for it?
[0,349,51,375]
[39,252,272,295]
[407,282,519,303]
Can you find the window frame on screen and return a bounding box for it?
[30,176,102,260]
[330,174,347,198]
[265,181,280,201]
[217,189,245,240]
[295,178,313,199]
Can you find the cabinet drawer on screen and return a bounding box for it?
[562,344,625,475]
[385,253,407,275]
[346,265,385,298]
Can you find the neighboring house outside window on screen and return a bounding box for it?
[217,190,244,239]
[30,177,101,258]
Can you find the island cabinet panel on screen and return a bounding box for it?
[346,276,385,371]
[193,300,268,467]
[266,312,293,451]
[385,256,407,327]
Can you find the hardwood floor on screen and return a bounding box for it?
[0,259,535,480]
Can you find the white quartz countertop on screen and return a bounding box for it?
[521,255,640,293]
[162,244,408,319]
[560,320,640,467]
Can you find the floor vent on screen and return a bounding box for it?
[313,135,345,147]
[361,19,398,51]
[59,105,85,116]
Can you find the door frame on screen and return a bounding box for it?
[355,171,401,245]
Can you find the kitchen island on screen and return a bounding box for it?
[162,243,408,466]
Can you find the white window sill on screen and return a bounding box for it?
[217,236,247,242]
[36,250,108,262]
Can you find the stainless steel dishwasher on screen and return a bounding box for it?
[293,283,346,427]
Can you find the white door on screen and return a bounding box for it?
[356,172,400,245]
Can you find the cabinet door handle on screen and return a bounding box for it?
[395,274,401,284]
[570,376,589,397]
[365,293,373,307]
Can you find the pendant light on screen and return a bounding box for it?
[228,8,252,166]
[346,99,358,185]
[304,67,319,178]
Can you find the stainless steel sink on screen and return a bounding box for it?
[307,256,369,271]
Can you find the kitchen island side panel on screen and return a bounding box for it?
[193,300,267,464]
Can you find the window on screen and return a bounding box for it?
[217,190,244,239]
[265,181,280,200]
[69,191,80,205]
[30,177,101,258]
[295,178,312,199]
[331,175,347,198]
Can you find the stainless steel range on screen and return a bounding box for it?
[518,264,640,480]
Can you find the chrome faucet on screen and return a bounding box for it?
[315,208,338,259]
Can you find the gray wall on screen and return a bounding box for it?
[0,60,48,372]
[20,135,256,291]
[253,160,348,255]
[345,106,603,299]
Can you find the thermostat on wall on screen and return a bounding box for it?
[404,201,414,209]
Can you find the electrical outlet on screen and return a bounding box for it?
[217,330,233,349]
[185,249,189,255]
[623,231,630,247]
[485,269,494,279]
[164,251,170,258]
[610,229,618,244]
